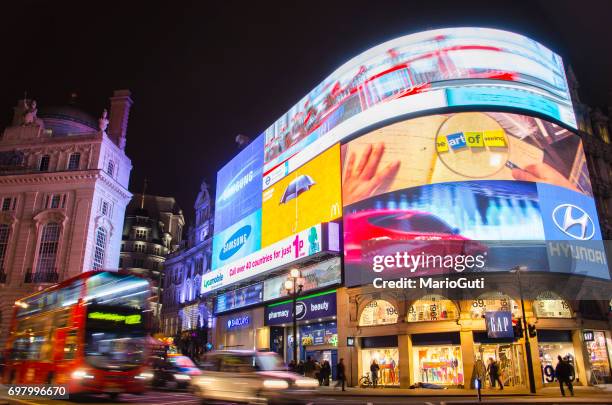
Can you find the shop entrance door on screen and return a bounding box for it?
[475,343,525,388]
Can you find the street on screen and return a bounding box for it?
[3,388,612,405]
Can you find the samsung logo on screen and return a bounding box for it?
[204,273,224,288]
[220,225,251,261]
[221,169,255,202]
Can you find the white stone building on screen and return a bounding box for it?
[0,90,133,346]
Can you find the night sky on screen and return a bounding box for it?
[2,0,612,222]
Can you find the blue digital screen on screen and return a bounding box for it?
[214,134,264,234]
[212,209,262,270]
[215,282,263,314]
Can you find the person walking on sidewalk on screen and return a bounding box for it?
[487,358,503,390]
[370,360,380,388]
[555,355,574,397]
[335,358,346,391]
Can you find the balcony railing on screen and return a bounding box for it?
[24,269,59,283]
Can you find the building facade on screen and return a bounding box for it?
[197,28,612,394]
[160,181,214,358]
[0,90,134,346]
[120,193,184,325]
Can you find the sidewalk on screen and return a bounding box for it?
[316,383,612,397]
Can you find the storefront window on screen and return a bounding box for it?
[413,345,463,386]
[407,294,458,322]
[539,343,576,383]
[474,343,525,388]
[585,331,611,383]
[361,348,399,386]
[533,291,572,318]
[359,300,398,326]
[470,292,519,319]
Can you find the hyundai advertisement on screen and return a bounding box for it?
[262,27,576,190]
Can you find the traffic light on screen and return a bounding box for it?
[528,324,537,338]
[513,320,523,338]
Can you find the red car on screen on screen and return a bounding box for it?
[344,209,487,269]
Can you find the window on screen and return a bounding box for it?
[67,153,80,170]
[92,227,107,270]
[107,160,115,176]
[36,223,60,274]
[135,229,147,240]
[134,243,145,253]
[0,224,10,271]
[101,201,109,216]
[50,195,61,209]
[153,246,160,255]
[359,300,398,326]
[407,294,459,322]
[2,198,11,211]
[133,259,144,268]
[39,155,50,172]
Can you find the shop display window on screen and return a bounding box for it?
[539,342,576,383]
[470,292,519,319]
[585,331,611,382]
[533,292,572,318]
[359,300,398,326]
[300,321,338,346]
[413,345,463,386]
[361,348,399,386]
[407,294,458,322]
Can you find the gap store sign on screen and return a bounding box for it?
[485,311,514,339]
[265,290,337,326]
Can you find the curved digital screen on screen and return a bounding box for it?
[341,112,609,283]
[262,27,576,189]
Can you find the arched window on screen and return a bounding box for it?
[36,223,60,273]
[470,291,520,319]
[0,224,10,272]
[407,294,458,322]
[106,160,115,177]
[92,227,107,270]
[359,299,398,326]
[534,291,572,318]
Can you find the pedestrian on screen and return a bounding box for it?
[370,360,380,388]
[335,358,346,391]
[315,360,322,385]
[288,360,296,372]
[304,356,316,378]
[297,360,305,375]
[555,355,574,397]
[321,360,331,386]
[487,358,503,390]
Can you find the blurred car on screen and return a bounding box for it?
[152,354,201,390]
[280,175,316,204]
[192,350,318,404]
[344,209,487,268]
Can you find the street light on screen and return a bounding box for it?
[510,265,536,394]
[285,268,303,365]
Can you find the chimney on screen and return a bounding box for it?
[108,89,133,149]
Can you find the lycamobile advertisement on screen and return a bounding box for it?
[202,224,323,294]
[262,27,575,189]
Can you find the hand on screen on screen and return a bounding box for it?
[511,163,579,192]
[343,143,401,206]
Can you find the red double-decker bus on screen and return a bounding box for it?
[3,271,152,399]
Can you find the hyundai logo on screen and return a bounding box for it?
[552,204,595,240]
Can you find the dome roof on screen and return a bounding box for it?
[39,105,98,136]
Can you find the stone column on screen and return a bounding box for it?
[572,329,590,386]
[398,334,412,388]
[460,329,475,389]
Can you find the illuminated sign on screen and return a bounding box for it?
[203,224,334,294]
[261,145,342,247]
[583,330,594,342]
[212,210,262,269]
[226,315,250,330]
[263,257,341,301]
[88,312,142,325]
[485,311,513,338]
[261,27,576,189]
[214,134,264,234]
[265,290,337,326]
[215,282,263,314]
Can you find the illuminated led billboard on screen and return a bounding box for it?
[341,113,609,284]
[262,27,576,190]
[261,144,342,247]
